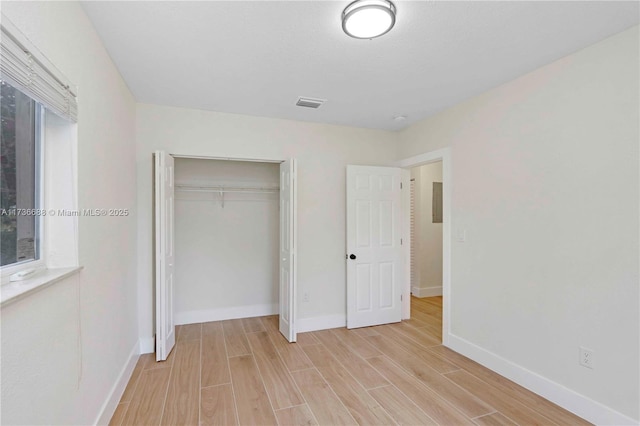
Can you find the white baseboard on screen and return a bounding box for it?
[178,306,346,334]
[94,340,139,425]
[447,334,639,426]
[139,336,154,354]
[175,303,278,325]
[411,286,442,297]
[297,314,346,333]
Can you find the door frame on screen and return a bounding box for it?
[395,147,452,346]
[170,154,283,163]
[154,152,297,340]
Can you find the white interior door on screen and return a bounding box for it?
[155,151,176,361]
[347,166,403,328]
[279,159,297,342]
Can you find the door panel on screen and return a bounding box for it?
[379,262,394,308]
[279,159,297,342]
[155,151,176,361]
[347,166,403,329]
[379,200,393,246]
[356,264,372,311]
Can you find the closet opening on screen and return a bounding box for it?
[174,157,280,323]
[154,153,297,361]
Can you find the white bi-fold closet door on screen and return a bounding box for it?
[154,152,297,361]
[154,151,176,361]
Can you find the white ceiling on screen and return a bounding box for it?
[81,1,639,131]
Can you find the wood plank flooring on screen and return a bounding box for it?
[111,296,591,425]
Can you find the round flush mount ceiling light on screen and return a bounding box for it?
[342,0,396,39]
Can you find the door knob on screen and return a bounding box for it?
[349,254,356,260]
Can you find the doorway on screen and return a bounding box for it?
[397,147,451,346]
[344,149,451,340]
[154,152,297,361]
[409,160,444,343]
[173,158,280,324]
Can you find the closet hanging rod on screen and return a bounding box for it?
[175,184,280,194]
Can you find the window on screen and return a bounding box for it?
[0,80,43,268]
[0,20,79,301]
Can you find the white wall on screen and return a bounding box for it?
[0,2,138,425]
[411,162,443,296]
[398,26,639,422]
[136,104,397,345]
[174,158,279,322]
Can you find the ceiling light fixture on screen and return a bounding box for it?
[342,0,396,39]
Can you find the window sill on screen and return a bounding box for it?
[0,266,83,308]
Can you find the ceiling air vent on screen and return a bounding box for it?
[296,97,325,109]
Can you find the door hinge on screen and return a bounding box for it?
[400,238,403,245]
[401,294,403,301]
[400,182,403,189]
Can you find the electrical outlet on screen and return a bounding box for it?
[579,347,594,369]
[303,292,310,303]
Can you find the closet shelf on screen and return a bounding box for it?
[175,184,280,194]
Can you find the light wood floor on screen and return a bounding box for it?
[110,296,590,425]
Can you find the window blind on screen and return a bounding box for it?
[1,23,77,122]
[432,182,443,223]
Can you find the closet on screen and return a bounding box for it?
[154,152,297,361]
[175,157,279,321]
